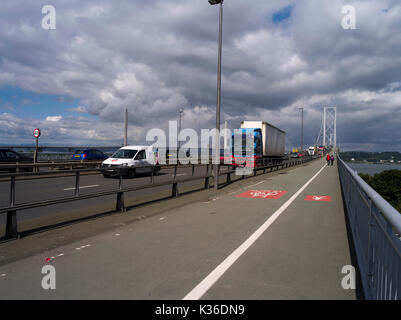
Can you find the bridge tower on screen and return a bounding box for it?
[323,107,336,148]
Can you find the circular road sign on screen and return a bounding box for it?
[33,128,41,138]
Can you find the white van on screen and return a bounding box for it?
[101,145,160,178]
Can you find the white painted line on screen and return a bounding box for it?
[63,185,99,191]
[183,164,326,300]
[57,253,64,257]
[247,180,266,188]
[172,173,187,177]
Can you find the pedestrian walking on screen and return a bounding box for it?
[326,154,330,166]
[330,154,334,166]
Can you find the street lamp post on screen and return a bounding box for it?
[209,0,224,190]
[299,107,304,152]
[178,108,184,151]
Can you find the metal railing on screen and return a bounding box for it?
[0,160,103,173]
[1,156,318,240]
[338,156,401,300]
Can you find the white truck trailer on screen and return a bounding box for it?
[240,121,286,157]
[230,121,285,168]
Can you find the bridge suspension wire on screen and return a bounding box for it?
[315,113,324,147]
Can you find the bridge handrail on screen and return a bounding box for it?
[337,155,401,300]
[338,157,401,235]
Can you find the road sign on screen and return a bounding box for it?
[304,195,332,202]
[33,128,41,138]
[236,190,287,199]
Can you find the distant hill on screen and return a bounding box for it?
[340,151,401,163]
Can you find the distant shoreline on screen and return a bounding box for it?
[345,161,401,165]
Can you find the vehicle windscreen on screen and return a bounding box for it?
[111,149,138,159]
[232,132,254,156]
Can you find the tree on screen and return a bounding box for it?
[359,170,401,213]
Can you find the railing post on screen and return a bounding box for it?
[214,164,220,190]
[367,199,375,286]
[226,171,231,184]
[172,165,179,197]
[204,164,210,189]
[192,164,195,177]
[5,176,18,239]
[116,168,125,212]
[75,171,80,197]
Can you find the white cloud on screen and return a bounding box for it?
[46,116,63,122]
[68,106,87,113]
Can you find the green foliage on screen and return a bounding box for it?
[359,170,401,213]
[359,173,372,185]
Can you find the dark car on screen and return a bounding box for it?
[71,149,109,161]
[0,149,34,172]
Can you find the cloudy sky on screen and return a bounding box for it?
[0,0,400,151]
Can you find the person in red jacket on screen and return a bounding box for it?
[326,154,331,166]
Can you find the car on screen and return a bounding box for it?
[290,152,299,158]
[0,149,34,172]
[101,145,160,178]
[71,149,109,161]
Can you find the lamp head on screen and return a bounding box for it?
[208,0,223,5]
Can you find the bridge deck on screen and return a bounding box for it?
[0,158,356,299]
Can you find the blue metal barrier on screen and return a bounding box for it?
[338,157,401,300]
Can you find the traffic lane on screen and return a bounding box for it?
[0,160,323,299]
[202,159,355,299]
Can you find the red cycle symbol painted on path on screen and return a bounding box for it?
[236,190,287,199]
[304,195,332,202]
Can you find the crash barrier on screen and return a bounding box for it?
[0,156,235,173]
[338,156,401,300]
[1,156,319,240]
[0,160,104,173]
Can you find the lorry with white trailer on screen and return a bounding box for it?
[227,121,286,168]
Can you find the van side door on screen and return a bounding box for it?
[134,150,148,173]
